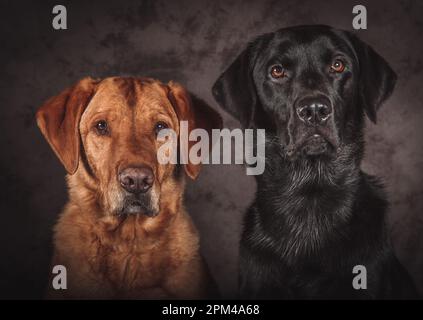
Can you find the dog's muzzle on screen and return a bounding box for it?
[296,96,332,126]
[121,194,157,217]
[291,95,337,157]
[119,166,154,194]
[300,133,331,156]
[118,165,158,217]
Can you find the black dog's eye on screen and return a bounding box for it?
[270,65,286,79]
[95,120,109,135]
[154,121,169,135]
[331,59,346,73]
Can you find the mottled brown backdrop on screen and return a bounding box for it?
[0,0,422,298]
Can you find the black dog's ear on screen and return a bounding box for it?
[347,33,397,123]
[212,34,270,128]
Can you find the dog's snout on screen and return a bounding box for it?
[119,166,154,194]
[296,97,332,125]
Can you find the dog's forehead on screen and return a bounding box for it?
[267,26,351,57]
[99,77,167,101]
[79,77,178,130]
[89,77,172,112]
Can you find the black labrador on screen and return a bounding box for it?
[212,25,419,299]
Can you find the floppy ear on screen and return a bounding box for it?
[36,77,98,174]
[348,33,397,123]
[168,81,223,180]
[212,34,270,128]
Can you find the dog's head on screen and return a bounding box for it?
[37,77,221,217]
[213,25,396,163]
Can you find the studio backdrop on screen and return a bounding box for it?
[0,0,422,299]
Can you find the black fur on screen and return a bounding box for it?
[212,25,419,299]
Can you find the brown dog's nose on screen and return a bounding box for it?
[119,166,154,194]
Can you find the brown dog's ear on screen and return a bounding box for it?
[167,81,222,180]
[36,77,98,174]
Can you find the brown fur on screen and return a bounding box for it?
[36,77,221,299]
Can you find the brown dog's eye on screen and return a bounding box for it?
[154,121,168,135]
[270,65,286,79]
[95,120,109,135]
[331,59,345,73]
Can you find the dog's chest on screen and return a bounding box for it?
[89,219,178,296]
[106,241,170,290]
[252,187,353,263]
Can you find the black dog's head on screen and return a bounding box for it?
[213,25,396,163]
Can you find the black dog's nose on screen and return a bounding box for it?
[297,98,332,125]
[119,166,154,194]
